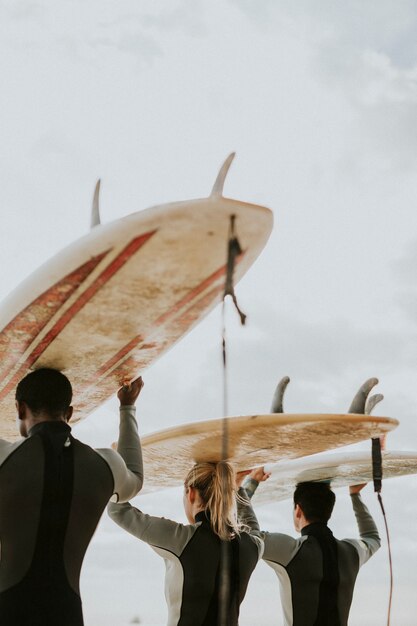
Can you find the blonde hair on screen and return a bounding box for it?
[184,461,240,541]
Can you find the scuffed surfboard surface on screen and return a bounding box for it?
[140,413,398,490]
[0,196,273,439]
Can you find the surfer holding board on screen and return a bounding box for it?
[0,369,144,626]
[240,469,380,626]
[108,459,263,625]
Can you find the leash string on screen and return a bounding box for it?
[372,437,393,626]
[219,214,246,626]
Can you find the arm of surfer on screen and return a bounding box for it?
[237,468,271,534]
[236,470,261,533]
[117,377,144,478]
[96,377,144,502]
[242,466,271,500]
[346,483,381,566]
[238,468,299,565]
[108,501,195,556]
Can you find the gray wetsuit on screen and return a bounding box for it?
[241,479,381,626]
[108,489,264,625]
[0,405,142,626]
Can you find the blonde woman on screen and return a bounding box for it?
[108,461,263,625]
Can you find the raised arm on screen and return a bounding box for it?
[96,377,144,502]
[236,471,261,534]
[241,468,300,565]
[242,466,271,500]
[344,484,381,566]
[108,501,196,555]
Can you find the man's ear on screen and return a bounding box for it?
[294,504,303,520]
[16,400,28,421]
[65,406,74,423]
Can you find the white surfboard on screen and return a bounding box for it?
[250,450,417,504]
[0,155,273,439]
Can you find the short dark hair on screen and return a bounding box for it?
[16,368,73,418]
[294,482,336,523]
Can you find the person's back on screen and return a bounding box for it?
[241,475,381,626]
[0,369,144,626]
[109,462,263,626]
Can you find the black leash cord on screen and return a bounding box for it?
[218,215,246,626]
[372,437,393,626]
[377,493,393,626]
[371,437,382,493]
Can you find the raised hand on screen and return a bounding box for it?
[117,376,144,406]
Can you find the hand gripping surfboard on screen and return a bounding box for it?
[0,154,273,438]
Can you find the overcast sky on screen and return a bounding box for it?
[1,1,417,624]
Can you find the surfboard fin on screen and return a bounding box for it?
[348,378,379,414]
[90,179,101,228]
[366,393,386,451]
[211,153,236,197]
[365,393,384,416]
[271,376,290,413]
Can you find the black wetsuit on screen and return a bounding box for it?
[241,479,381,626]
[0,406,142,626]
[108,497,263,625]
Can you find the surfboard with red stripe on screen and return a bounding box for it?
[0,155,273,438]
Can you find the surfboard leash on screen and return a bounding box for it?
[221,214,247,450]
[372,436,393,626]
[352,382,392,626]
[223,214,247,327]
[218,214,247,626]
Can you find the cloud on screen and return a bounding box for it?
[391,241,417,323]
[231,0,417,171]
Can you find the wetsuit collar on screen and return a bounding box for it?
[301,522,334,537]
[195,510,210,524]
[28,421,72,438]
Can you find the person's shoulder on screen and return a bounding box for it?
[72,438,118,468]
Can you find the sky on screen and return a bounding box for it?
[1,0,417,624]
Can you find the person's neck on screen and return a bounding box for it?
[298,516,311,530]
[26,414,67,433]
[192,504,205,522]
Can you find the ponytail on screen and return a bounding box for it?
[184,461,240,541]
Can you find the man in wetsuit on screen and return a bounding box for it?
[0,368,144,626]
[240,470,381,626]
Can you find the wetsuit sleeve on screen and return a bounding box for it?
[237,487,261,532]
[107,501,196,556]
[242,477,259,500]
[343,493,381,567]
[96,406,143,503]
[240,479,300,566]
[237,487,264,558]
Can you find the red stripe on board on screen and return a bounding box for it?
[94,335,145,379]
[155,263,228,327]
[108,285,224,383]
[0,230,157,401]
[171,284,224,329]
[92,262,228,380]
[75,283,226,414]
[0,252,109,380]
